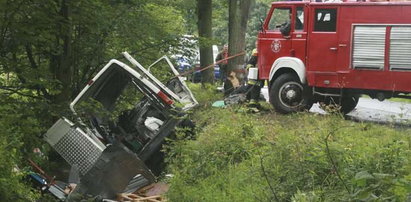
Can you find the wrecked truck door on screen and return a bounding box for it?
[123,52,198,111]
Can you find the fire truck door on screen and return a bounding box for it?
[307,7,340,88]
[291,6,307,63]
[259,6,293,79]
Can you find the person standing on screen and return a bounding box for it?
[246,41,264,108]
[216,44,229,83]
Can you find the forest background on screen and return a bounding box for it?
[0,0,271,200]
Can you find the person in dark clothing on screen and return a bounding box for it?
[280,21,291,36]
[295,14,303,30]
[280,10,303,35]
[280,12,292,36]
[246,41,264,107]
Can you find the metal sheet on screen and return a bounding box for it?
[390,26,411,70]
[70,143,155,200]
[45,118,104,175]
[353,26,386,69]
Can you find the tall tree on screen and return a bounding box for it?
[226,0,252,91]
[197,0,214,84]
[54,0,73,104]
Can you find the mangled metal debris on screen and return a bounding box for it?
[43,52,197,200]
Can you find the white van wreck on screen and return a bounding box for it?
[43,52,197,201]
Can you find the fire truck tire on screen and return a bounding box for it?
[269,73,313,114]
[340,94,360,114]
[322,94,359,114]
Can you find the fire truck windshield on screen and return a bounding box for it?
[268,7,291,31]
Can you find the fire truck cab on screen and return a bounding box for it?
[258,1,411,114]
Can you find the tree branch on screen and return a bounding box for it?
[25,44,38,69]
[0,0,25,51]
[0,86,44,100]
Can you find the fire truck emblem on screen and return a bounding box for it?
[271,40,281,53]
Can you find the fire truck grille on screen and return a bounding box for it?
[53,127,103,175]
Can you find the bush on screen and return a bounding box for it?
[186,83,223,107]
[0,110,42,200]
[0,96,49,201]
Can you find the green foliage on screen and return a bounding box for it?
[390,97,411,103]
[186,83,223,107]
[0,142,39,201]
[1,0,189,101]
[212,1,229,46]
[165,107,411,201]
[0,0,190,200]
[0,95,45,201]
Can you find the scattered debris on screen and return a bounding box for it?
[137,183,169,198]
[224,93,247,106]
[212,100,226,108]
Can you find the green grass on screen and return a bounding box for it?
[390,98,411,104]
[164,84,411,201]
[362,95,411,104]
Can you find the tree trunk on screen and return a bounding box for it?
[227,0,252,91]
[197,0,214,84]
[54,0,73,104]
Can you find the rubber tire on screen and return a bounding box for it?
[340,94,360,114]
[323,94,359,114]
[269,73,313,114]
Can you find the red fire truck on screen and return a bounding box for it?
[257,1,411,114]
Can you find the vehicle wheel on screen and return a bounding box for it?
[269,73,313,114]
[322,94,359,114]
[340,94,359,114]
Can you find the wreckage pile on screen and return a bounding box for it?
[38,52,198,201]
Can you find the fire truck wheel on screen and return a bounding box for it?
[270,73,312,114]
[322,94,359,114]
[340,94,360,114]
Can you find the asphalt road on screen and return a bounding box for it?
[261,86,411,126]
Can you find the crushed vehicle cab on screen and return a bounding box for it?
[43,52,197,200]
[256,1,411,114]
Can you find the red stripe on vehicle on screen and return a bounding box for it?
[157,91,174,105]
[384,26,391,71]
